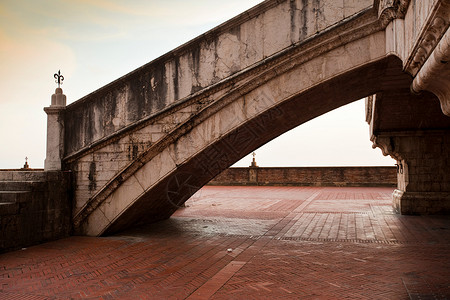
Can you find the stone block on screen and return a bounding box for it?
[262,2,290,57]
[177,53,195,100]
[82,206,111,236]
[11,171,45,181]
[102,175,144,223]
[240,14,264,68]
[0,191,20,203]
[215,32,240,79]
[0,181,40,192]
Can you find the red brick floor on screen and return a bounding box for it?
[1,186,449,299]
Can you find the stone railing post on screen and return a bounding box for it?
[44,71,66,171]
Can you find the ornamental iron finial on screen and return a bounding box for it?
[250,152,258,168]
[54,70,64,88]
[22,156,30,169]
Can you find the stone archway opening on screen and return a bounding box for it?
[97,55,411,236]
[232,99,395,168]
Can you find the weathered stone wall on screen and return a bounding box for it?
[209,167,397,187]
[0,170,72,253]
[63,0,373,157]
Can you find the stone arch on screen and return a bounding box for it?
[74,52,411,236]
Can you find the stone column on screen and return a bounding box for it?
[373,132,450,214]
[44,87,66,171]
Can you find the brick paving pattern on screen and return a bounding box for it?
[0,186,449,299]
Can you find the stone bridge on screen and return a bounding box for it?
[44,0,450,236]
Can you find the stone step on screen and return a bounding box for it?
[0,181,46,192]
[0,191,31,203]
[0,202,19,216]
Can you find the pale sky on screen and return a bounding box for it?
[0,0,394,169]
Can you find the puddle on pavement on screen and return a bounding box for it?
[108,216,279,242]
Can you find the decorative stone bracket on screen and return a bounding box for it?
[370,134,403,161]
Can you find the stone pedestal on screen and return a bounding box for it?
[248,152,259,183]
[44,88,66,171]
[373,132,450,214]
[249,168,258,184]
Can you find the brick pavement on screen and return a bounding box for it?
[0,186,449,299]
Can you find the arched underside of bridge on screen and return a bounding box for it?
[74,54,411,236]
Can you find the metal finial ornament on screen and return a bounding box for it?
[54,70,64,88]
[23,156,29,169]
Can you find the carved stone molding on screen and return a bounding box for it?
[365,95,374,124]
[377,0,410,28]
[405,0,450,76]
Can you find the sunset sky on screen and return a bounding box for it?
[0,0,394,169]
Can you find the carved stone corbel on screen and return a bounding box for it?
[370,135,402,161]
[377,0,410,28]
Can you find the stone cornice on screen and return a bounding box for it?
[404,0,450,76]
[44,106,65,114]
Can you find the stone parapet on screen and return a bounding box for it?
[0,170,72,253]
[208,167,397,187]
[0,169,46,181]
